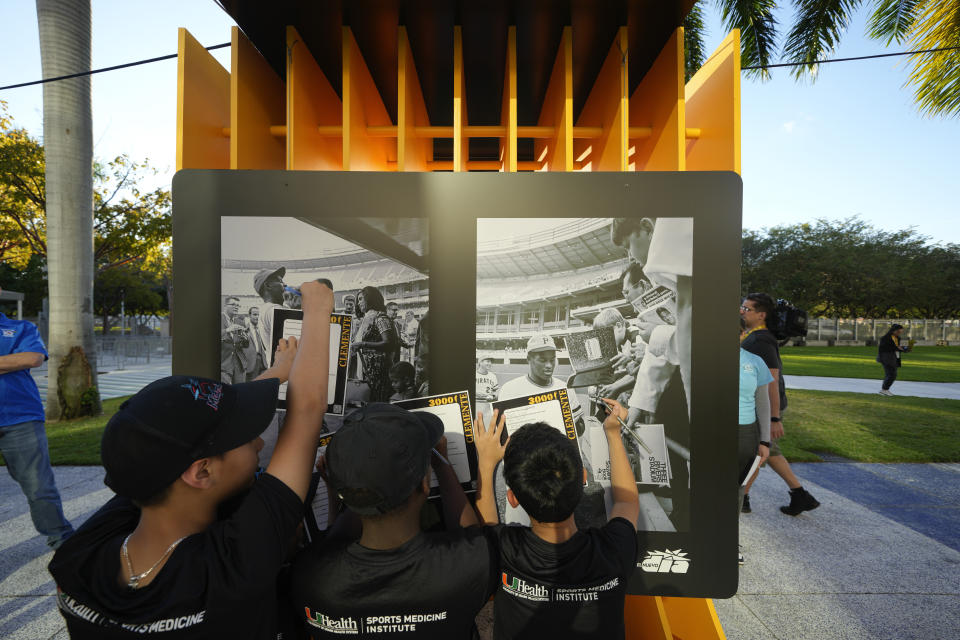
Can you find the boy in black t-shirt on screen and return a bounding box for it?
[289,402,500,639]
[474,399,640,640]
[48,282,334,639]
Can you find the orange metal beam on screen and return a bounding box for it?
[176,28,230,170]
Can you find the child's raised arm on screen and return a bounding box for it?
[265,281,333,501]
[601,398,640,527]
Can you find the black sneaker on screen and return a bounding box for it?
[741,494,752,513]
[780,487,820,516]
[738,545,745,565]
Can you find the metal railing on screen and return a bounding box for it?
[95,336,172,369]
[801,318,959,343]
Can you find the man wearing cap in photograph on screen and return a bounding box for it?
[476,356,499,403]
[497,332,582,424]
[49,281,334,639]
[290,403,499,639]
[497,334,596,528]
[253,266,287,358]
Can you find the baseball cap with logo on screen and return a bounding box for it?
[253,267,286,296]
[326,403,443,515]
[101,375,280,501]
[526,332,558,355]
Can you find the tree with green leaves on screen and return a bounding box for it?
[684,1,960,117]
[94,264,167,335]
[1,107,171,271]
[742,217,960,318]
[1,113,171,277]
[1,99,171,416]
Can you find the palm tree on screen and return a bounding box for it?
[687,0,960,117]
[36,0,100,418]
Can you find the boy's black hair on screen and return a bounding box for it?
[503,422,583,523]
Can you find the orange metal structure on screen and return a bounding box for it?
[176,7,739,636]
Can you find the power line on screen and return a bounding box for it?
[0,42,230,92]
[742,45,960,71]
[2,42,958,91]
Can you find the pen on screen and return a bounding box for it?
[625,429,653,455]
[431,448,451,466]
[603,401,653,454]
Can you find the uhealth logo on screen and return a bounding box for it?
[304,608,359,634]
[501,572,550,601]
[640,549,691,574]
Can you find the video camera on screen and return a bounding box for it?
[772,299,808,340]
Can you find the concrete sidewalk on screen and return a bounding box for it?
[784,375,960,400]
[31,356,173,405]
[1,463,957,639]
[715,462,960,639]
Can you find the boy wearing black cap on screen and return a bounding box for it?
[48,281,334,639]
[474,399,640,640]
[289,403,500,638]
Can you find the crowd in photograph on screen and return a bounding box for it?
[220,267,428,403]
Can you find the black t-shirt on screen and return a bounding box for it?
[48,473,303,639]
[740,328,787,411]
[289,527,500,638]
[492,518,637,640]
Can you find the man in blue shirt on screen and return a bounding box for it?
[0,287,73,549]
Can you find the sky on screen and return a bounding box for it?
[1,1,958,245]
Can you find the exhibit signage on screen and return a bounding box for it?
[172,170,742,598]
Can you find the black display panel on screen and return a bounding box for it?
[172,170,742,598]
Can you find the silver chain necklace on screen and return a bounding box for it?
[121,533,187,589]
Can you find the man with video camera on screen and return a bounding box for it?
[739,293,819,517]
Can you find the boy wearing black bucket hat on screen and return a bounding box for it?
[289,403,500,639]
[49,281,334,639]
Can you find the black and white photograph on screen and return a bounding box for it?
[476,217,692,532]
[392,391,476,494]
[221,216,430,430]
[176,170,741,597]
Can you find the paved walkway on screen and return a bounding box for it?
[1,463,957,639]
[715,462,960,640]
[784,375,960,400]
[30,356,172,405]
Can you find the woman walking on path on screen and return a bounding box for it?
[877,324,910,396]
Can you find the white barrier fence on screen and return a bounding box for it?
[801,318,959,345]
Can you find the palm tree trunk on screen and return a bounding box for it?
[36,0,100,419]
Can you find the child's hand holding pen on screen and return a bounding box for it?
[601,397,652,455]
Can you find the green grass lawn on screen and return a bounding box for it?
[2,389,957,467]
[781,345,960,383]
[778,389,960,462]
[0,396,128,467]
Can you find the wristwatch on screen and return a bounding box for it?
[759,440,771,448]
[770,417,781,422]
